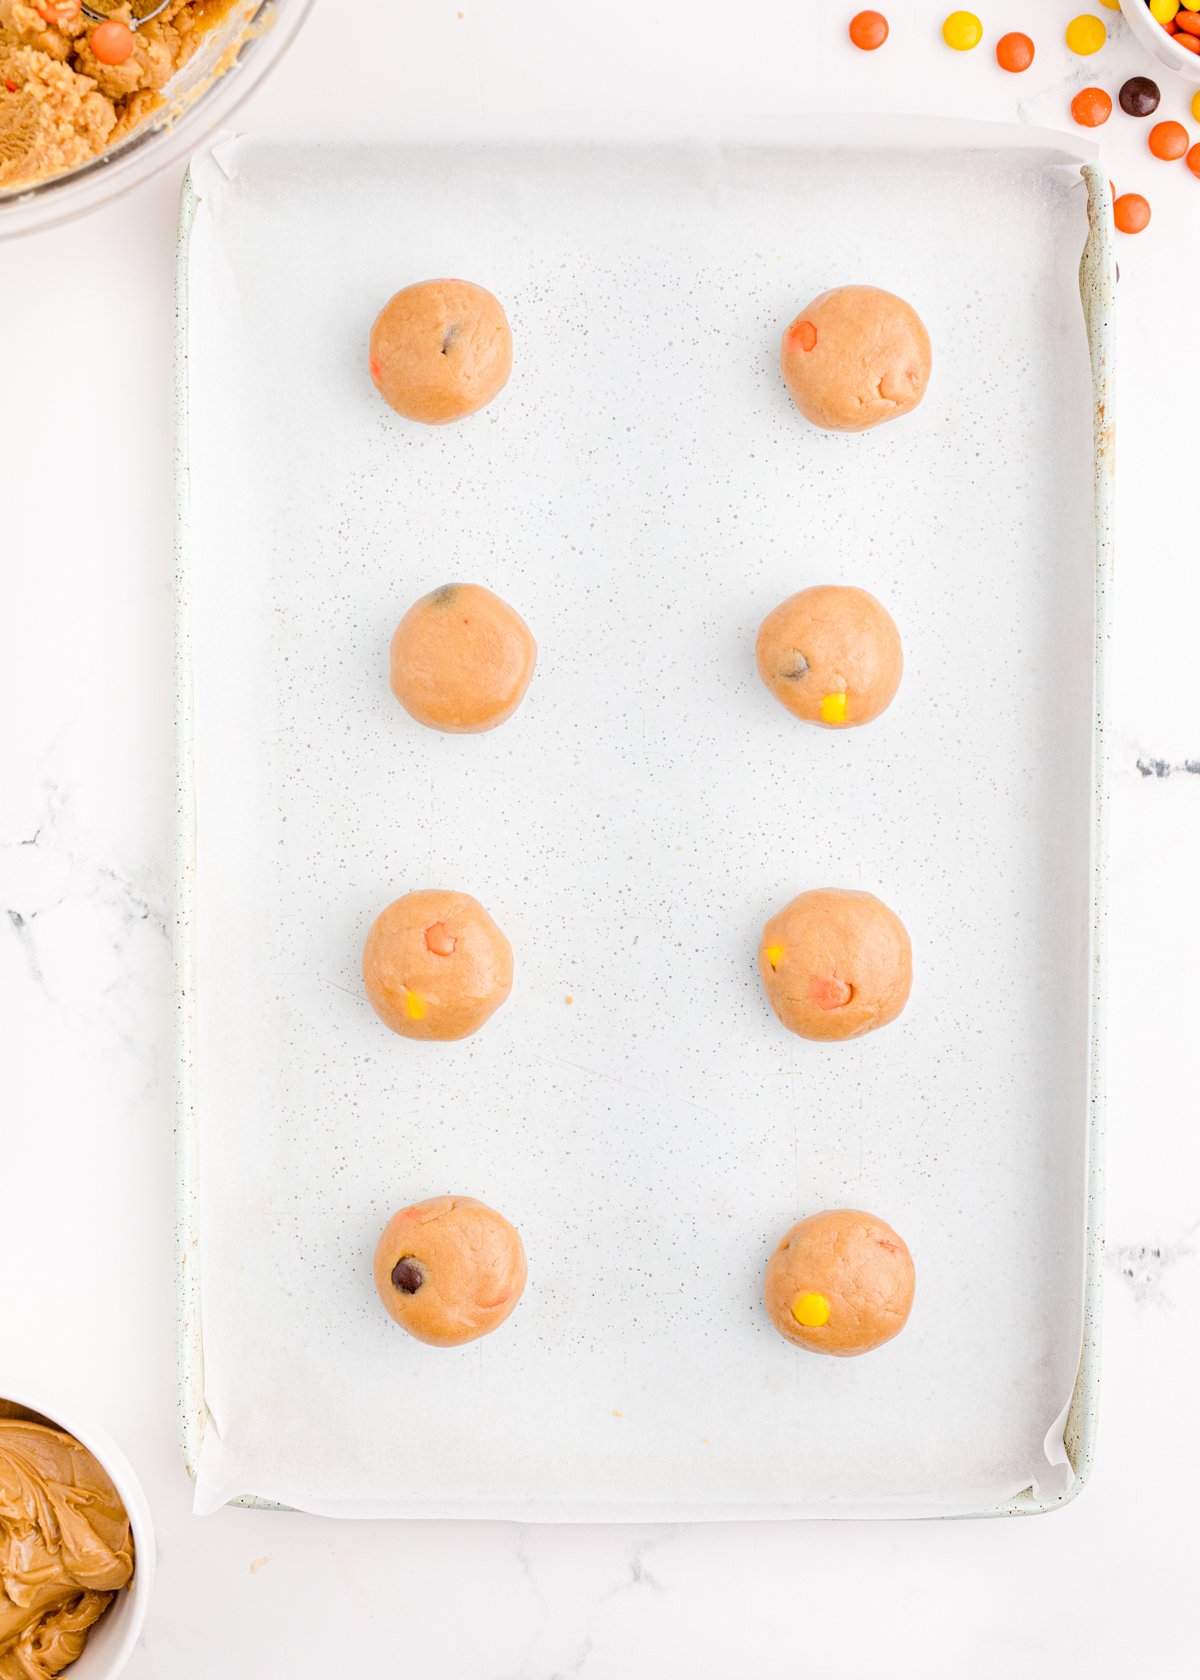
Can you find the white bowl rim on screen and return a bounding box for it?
[1118,0,1200,82]
[0,1377,155,1680]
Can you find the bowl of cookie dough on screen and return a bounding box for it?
[0,1380,155,1679]
[0,0,314,239]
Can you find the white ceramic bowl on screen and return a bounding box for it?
[1119,0,1200,82]
[0,0,314,239]
[0,1381,155,1680]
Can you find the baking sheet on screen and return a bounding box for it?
[176,128,1110,1519]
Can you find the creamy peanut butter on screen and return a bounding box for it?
[0,1421,133,1680]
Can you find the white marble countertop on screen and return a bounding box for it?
[2,1,1197,1673]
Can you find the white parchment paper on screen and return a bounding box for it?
[181,132,1097,1518]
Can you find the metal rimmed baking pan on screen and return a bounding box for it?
[175,122,1112,1518]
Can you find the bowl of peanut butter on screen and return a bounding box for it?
[0,1384,154,1680]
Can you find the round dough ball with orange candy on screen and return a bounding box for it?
[764,1208,915,1356]
[363,889,513,1042]
[780,285,931,432]
[369,278,512,424]
[759,888,911,1041]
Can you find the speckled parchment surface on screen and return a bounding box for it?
[180,136,1095,1518]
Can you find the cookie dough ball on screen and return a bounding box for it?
[759,888,911,1041]
[363,889,513,1041]
[390,583,536,733]
[780,285,931,432]
[369,279,512,424]
[374,1195,527,1346]
[756,585,902,729]
[764,1208,915,1356]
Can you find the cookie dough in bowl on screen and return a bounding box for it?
[756,584,903,728]
[369,278,512,424]
[763,1208,916,1356]
[373,1195,527,1346]
[780,285,931,431]
[362,888,513,1042]
[0,0,248,193]
[759,887,911,1041]
[390,583,536,733]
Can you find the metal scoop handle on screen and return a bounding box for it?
[80,1,173,23]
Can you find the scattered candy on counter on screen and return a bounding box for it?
[844,10,1196,237]
[1120,76,1161,116]
[1096,0,1120,8]
[1065,13,1107,54]
[996,30,1035,71]
[1072,86,1113,125]
[849,9,889,49]
[1149,119,1191,157]
[1114,191,1152,232]
[941,10,983,50]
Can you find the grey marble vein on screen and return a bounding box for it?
[1135,758,1200,779]
[1,778,169,1035]
[1107,1222,1200,1305]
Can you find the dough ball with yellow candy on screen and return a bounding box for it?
[780,285,931,432]
[756,584,902,729]
[369,279,512,424]
[764,1208,915,1356]
[759,888,911,1041]
[362,889,513,1041]
[374,1195,527,1346]
[391,583,536,734]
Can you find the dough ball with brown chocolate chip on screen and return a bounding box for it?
[755,584,902,729]
[369,279,512,424]
[390,583,536,734]
[763,1208,915,1356]
[362,888,513,1042]
[780,286,931,432]
[373,1195,527,1346]
[759,888,911,1042]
